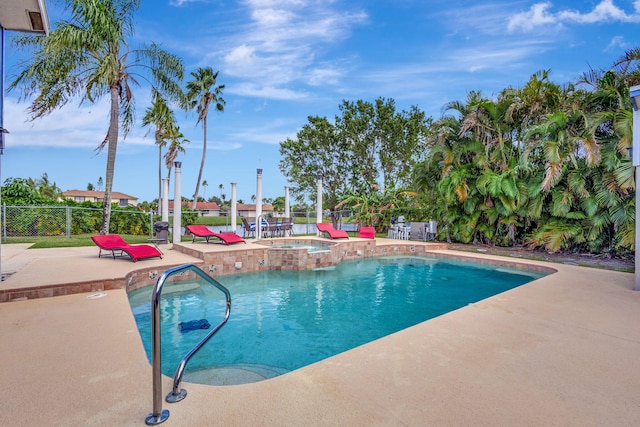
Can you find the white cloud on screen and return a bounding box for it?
[217,1,367,98]
[228,83,308,100]
[3,96,157,149]
[508,0,640,32]
[169,0,207,6]
[605,35,630,51]
[306,66,344,86]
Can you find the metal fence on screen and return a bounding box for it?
[0,205,358,240]
[1,205,155,240]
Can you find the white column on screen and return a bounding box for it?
[230,182,237,235]
[631,85,640,291]
[173,161,182,245]
[316,173,323,236]
[161,178,169,223]
[256,169,263,239]
[636,174,640,291]
[284,186,290,217]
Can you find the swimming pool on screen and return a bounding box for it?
[269,243,331,253]
[128,256,546,385]
[259,241,331,253]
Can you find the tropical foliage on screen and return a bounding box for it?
[279,97,431,225]
[411,50,639,254]
[9,0,184,234]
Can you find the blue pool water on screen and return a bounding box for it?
[128,256,546,385]
[264,242,330,252]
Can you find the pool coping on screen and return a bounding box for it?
[1,239,639,425]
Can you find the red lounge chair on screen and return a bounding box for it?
[357,226,376,239]
[316,222,349,239]
[91,234,162,262]
[185,225,246,245]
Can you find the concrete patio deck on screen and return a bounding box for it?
[0,239,639,426]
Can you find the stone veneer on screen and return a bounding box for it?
[0,262,199,303]
[1,239,557,302]
[170,238,450,279]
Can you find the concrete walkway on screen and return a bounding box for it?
[0,242,639,426]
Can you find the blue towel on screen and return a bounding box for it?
[179,319,211,333]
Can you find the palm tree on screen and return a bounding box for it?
[142,90,178,208]
[10,0,184,234]
[185,67,225,210]
[35,173,61,200]
[164,124,189,185]
[202,180,208,199]
[614,47,640,86]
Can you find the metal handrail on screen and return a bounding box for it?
[256,214,264,240]
[146,263,231,425]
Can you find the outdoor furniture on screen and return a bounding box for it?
[91,234,162,262]
[265,218,280,237]
[357,226,376,239]
[280,217,294,237]
[241,218,256,238]
[391,225,409,240]
[185,225,246,245]
[316,222,349,239]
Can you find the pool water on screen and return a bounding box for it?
[260,242,331,253]
[128,256,546,385]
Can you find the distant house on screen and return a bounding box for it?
[237,203,275,218]
[60,190,138,207]
[168,201,221,217]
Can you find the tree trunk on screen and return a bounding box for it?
[100,86,120,234]
[193,117,207,210]
[158,142,162,215]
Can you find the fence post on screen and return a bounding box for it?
[66,206,71,238]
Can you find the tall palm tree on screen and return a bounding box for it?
[10,0,184,234]
[202,180,208,199]
[142,90,178,208]
[185,67,225,210]
[164,124,189,185]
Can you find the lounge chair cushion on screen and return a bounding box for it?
[91,234,162,262]
[358,226,376,239]
[185,225,246,245]
[316,222,349,239]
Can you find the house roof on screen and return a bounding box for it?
[168,201,221,210]
[237,204,274,211]
[61,190,138,201]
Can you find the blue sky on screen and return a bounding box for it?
[3,0,640,204]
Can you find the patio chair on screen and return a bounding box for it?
[357,226,376,239]
[316,222,349,239]
[280,217,294,237]
[265,217,280,237]
[185,225,246,245]
[91,234,163,262]
[241,218,255,238]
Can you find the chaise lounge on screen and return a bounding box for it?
[357,226,376,239]
[91,234,163,262]
[316,222,349,239]
[185,225,246,245]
